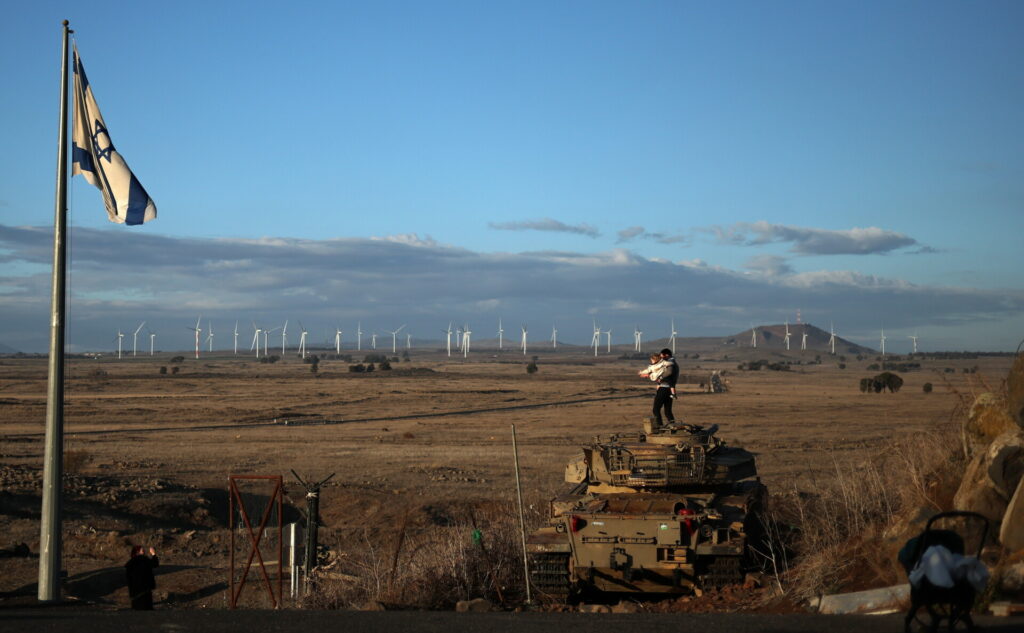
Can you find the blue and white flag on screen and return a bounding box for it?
[72,46,156,225]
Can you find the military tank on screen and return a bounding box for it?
[526,419,766,599]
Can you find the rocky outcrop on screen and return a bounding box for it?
[1001,477,1024,552]
[966,393,1018,444]
[1008,354,1024,427]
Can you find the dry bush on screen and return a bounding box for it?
[771,421,966,602]
[305,498,544,609]
[63,448,91,474]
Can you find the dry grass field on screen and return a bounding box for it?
[0,347,1013,608]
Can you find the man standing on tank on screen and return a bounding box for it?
[652,348,678,426]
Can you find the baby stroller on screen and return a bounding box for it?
[899,511,990,633]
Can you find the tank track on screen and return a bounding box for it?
[528,552,571,601]
[700,556,744,588]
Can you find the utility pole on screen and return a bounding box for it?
[291,471,335,579]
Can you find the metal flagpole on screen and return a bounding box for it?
[38,19,72,603]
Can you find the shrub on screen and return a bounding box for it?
[159,366,167,375]
[526,362,538,374]
[380,360,392,371]
[349,364,366,373]
[310,362,319,375]
[171,366,180,374]
[170,355,185,363]
[867,363,880,371]
[363,354,387,363]
[923,382,933,393]
[838,363,846,370]
[366,363,375,373]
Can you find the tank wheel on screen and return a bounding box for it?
[700,556,744,589]
[528,552,572,602]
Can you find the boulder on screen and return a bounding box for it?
[998,562,1024,594]
[987,430,1024,499]
[610,601,639,613]
[1000,477,1024,552]
[954,452,1010,525]
[1009,354,1024,427]
[578,604,612,613]
[966,393,1018,444]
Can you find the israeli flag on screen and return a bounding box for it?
[71,46,156,225]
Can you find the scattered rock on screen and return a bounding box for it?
[611,601,639,613]
[987,430,1024,499]
[578,603,612,613]
[455,597,493,612]
[1000,477,1024,551]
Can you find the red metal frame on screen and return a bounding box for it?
[228,475,283,608]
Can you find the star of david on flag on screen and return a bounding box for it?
[71,46,156,225]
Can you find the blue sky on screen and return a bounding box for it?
[1,1,1022,352]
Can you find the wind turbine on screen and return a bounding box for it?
[880,328,887,357]
[909,332,918,354]
[444,322,453,357]
[750,323,757,348]
[521,324,528,356]
[206,321,214,352]
[148,329,156,356]
[264,325,280,357]
[603,329,612,353]
[233,321,239,355]
[389,325,406,354]
[456,326,463,351]
[189,317,202,360]
[633,325,642,353]
[462,324,471,358]
[670,318,678,355]
[406,332,412,350]
[250,323,261,358]
[298,322,308,359]
[828,322,836,355]
[784,321,791,351]
[357,322,363,351]
[497,319,504,351]
[114,329,124,359]
[800,327,808,351]
[281,320,289,356]
[334,327,343,353]
[132,321,145,357]
[591,320,601,357]
[551,325,557,349]
[371,332,377,350]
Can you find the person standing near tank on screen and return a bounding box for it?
[125,545,159,610]
[650,348,678,425]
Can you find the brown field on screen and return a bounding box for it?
[0,348,1011,607]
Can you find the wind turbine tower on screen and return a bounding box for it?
[784,321,791,351]
[750,324,757,348]
[497,319,504,351]
[604,329,612,353]
[591,321,601,357]
[909,333,918,354]
[206,321,214,352]
[670,318,678,356]
[251,323,261,358]
[149,329,156,356]
[521,325,528,356]
[233,321,239,355]
[444,322,453,357]
[633,325,642,353]
[371,332,377,350]
[281,320,289,356]
[551,325,557,349]
[357,322,363,351]
[828,322,836,355]
[190,317,202,360]
[462,325,471,358]
[389,325,406,354]
[334,327,343,353]
[406,332,412,350]
[132,321,145,357]
[880,328,887,357]
[264,326,279,357]
[801,327,808,351]
[298,322,308,359]
[115,329,124,359]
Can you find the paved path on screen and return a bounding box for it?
[1,608,1020,633]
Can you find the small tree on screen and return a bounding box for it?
[923,382,933,393]
[526,362,538,374]
[366,363,375,372]
[159,366,167,375]
[837,363,846,370]
[171,366,180,374]
[310,358,319,375]
[380,360,392,370]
